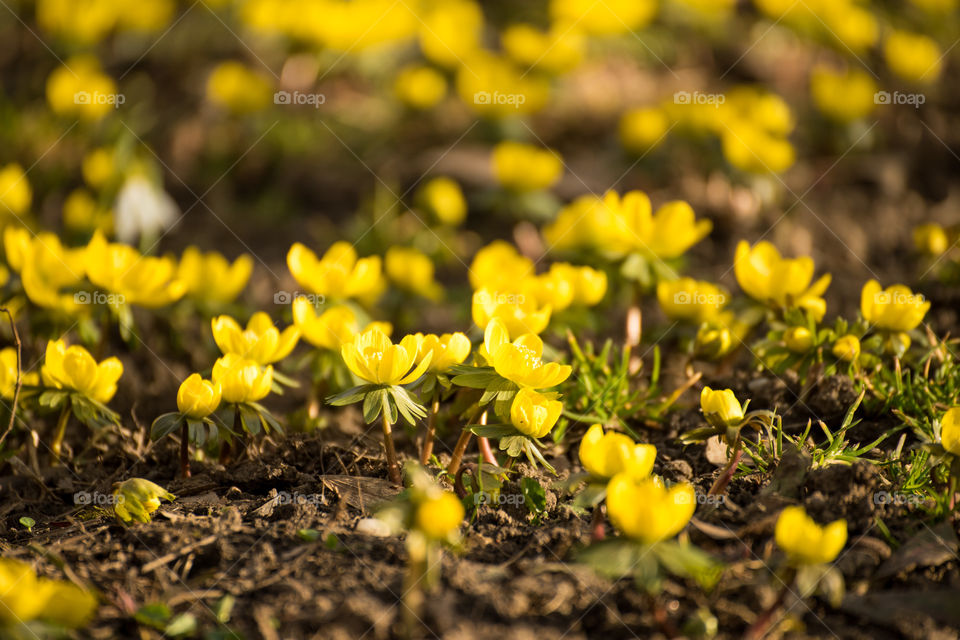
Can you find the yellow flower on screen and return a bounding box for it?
[734,240,831,320]
[46,55,119,121]
[394,65,447,109]
[37,0,118,44]
[84,231,185,308]
[113,477,176,524]
[5,228,88,313]
[522,272,574,313]
[620,107,670,153]
[579,424,656,479]
[597,190,712,259]
[177,247,252,305]
[468,241,533,291]
[292,299,391,351]
[0,163,31,217]
[212,312,299,366]
[177,374,221,419]
[810,66,877,123]
[700,386,744,428]
[549,263,607,306]
[42,339,122,404]
[0,347,38,399]
[656,278,728,324]
[206,61,273,113]
[860,280,930,332]
[720,124,795,174]
[116,0,176,31]
[775,506,847,565]
[606,475,696,544]
[482,318,571,389]
[415,491,464,540]
[913,223,949,256]
[832,335,861,363]
[0,558,96,628]
[82,147,116,189]
[456,51,550,117]
[419,0,484,68]
[551,0,656,35]
[501,23,584,74]
[385,246,443,301]
[287,241,384,305]
[472,286,552,337]
[491,141,563,192]
[340,327,431,386]
[418,177,467,226]
[784,326,814,353]
[414,332,471,373]
[510,387,563,438]
[63,189,113,235]
[884,30,942,84]
[212,354,273,404]
[940,407,960,456]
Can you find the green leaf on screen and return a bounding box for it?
[520,477,546,516]
[135,603,172,629]
[499,435,527,457]
[652,541,724,590]
[38,390,68,409]
[326,385,375,406]
[164,612,198,637]
[151,413,184,441]
[577,539,648,579]
[363,390,384,423]
[19,517,34,531]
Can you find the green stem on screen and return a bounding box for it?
[180,421,191,478]
[51,403,71,465]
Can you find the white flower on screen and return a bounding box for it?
[114,175,178,243]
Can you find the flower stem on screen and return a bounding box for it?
[50,403,71,465]
[420,396,440,465]
[590,503,606,542]
[744,581,790,640]
[382,410,402,485]
[180,422,191,478]
[446,406,482,476]
[708,435,743,496]
[476,412,496,466]
[626,294,642,374]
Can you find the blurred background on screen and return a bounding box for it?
[0,0,958,322]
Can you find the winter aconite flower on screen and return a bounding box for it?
[42,340,122,404]
[579,424,656,479]
[598,190,712,259]
[606,475,696,544]
[469,241,534,291]
[341,327,431,386]
[287,241,384,306]
[113,478,176,524]
[472,286,552,337]
[385,246,443,301]
[700,387,745,428]
[0,558,96,630]
[46,55,118,121]
[491,141,563,192]
[482,318,571,389]
[414,491,465,540]
[510,388,562,438]
[212,312,300,366]
[620,106,670,153]
[860,280,930,332]
[293,300,391,351]
[0,163,31,218]
[657,278,728,323]
[394,65,447,109]
[176,374,221,419]
[775,506,847,565]
[84,231,185,308]
[5,228,87,314]
[832,335,861,363]
[0,348,37,399]
[418,176,467,226]
[784,326,814,353]
[212,354,273,404]
[206,61,273,113]
[177,247,252,306]
[734,240,831,320]
[810,66,877,123]
[548,263,608,306]
[413,333,471,373]
[884,30,942,84]
[913,223,949,256]
[940,408,960,457]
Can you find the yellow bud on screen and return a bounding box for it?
[783,326,814,353]
[415,492,464,539]
[700,386,744,428]
[832,335,861,362]
[775,506,847,565]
